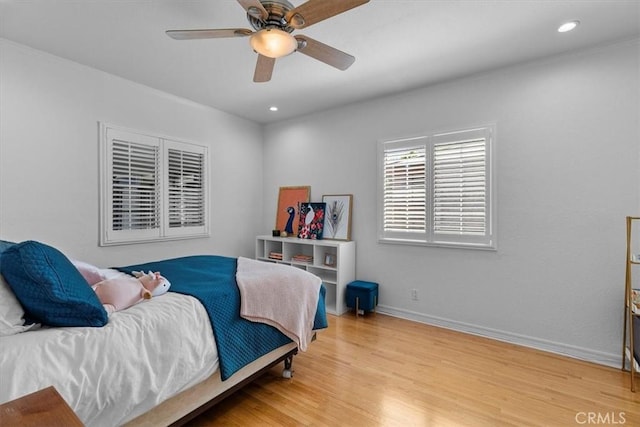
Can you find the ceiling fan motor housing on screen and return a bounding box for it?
[247,0,297,33]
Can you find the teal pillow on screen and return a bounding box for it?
[0,240,15,254]
[0,240,16,268]
[0,241,107,327]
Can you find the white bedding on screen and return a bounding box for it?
[0,292,218,426]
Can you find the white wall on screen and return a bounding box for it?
[2,35,638,367]
[263,39,640,366]
[0,39,264,266]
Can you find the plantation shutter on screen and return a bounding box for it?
[111,140,160,231]
[102,127,162,244]
[167,148,205,228]
[112,140,160,230]
[379,138,428,242]
[433,138,486,236]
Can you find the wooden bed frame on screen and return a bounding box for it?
[125,342,298,426]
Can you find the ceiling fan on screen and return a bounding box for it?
[166,0,370,82]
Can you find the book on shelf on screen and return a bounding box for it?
[292,254,313,263]
[268,252,283,260]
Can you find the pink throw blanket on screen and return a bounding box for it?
[236,257,321,351]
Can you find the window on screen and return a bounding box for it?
[99,123,209,246]
[378,125,496,249]
[166,142,206,229]
[380,137,428,243]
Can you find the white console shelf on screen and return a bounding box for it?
[255,235,355,315]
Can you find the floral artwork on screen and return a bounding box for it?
[297,202,326,240]
[322,194,353,240]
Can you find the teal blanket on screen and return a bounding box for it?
[116,255,326,380]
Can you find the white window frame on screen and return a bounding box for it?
[99,122,209,246]
[377,125,496,250]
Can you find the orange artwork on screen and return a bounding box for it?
[275,186,310,235]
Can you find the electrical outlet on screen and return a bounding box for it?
[411,288,418,301]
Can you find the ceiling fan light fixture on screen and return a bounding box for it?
[250,28,298,58]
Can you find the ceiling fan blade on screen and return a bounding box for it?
[294,35,355,71]
[254,54,276,83]
[237,0,269,20]
[285,0,369,29]
[166,28,253,40]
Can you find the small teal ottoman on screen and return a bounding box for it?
[346,280,379,316]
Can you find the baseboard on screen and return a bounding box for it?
[376,304,620,369]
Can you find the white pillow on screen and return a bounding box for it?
[0,274,39,336]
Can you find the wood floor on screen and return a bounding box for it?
[185,313,640,426]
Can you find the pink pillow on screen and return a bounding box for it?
[71,259,105,285]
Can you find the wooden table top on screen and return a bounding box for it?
[0,386,84,426]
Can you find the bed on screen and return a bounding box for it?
[0,240,327,426]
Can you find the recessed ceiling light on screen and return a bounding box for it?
[269,106,278,112]
[558,20,580,33]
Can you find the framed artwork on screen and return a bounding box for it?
[324,253,336,267]
[275,186,310,236]
[297,202,326,240]
[322,194,353,240]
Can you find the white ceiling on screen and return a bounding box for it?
[1,0,638,124]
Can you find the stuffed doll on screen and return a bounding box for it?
[132,270,171,297]
[92,271,169,314]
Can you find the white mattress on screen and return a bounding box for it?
[0,293,218,426]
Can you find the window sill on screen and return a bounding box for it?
[99,233,209,247]
[378,237,497,251]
